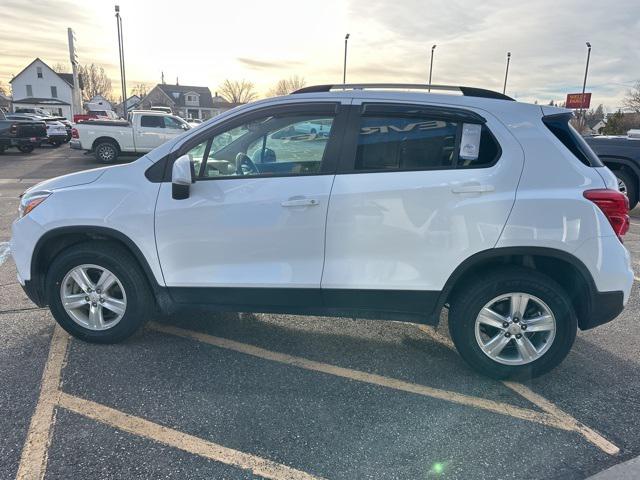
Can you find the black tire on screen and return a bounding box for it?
[46,242,153,343]
[18,144,35,153]
[615,169,638,210]
[95,141,119,163]
[448,266,577,379]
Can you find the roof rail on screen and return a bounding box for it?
[291,83,514,101]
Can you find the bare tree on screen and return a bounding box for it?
[218,79,257,104]
[267,75,306,97]
[130,82,150,98]
[78,63,113,102]
[623,81,640,113]
[51,62,68,73]
[0,81,7,96]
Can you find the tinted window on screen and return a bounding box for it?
[356,116,458,170]
[185,113,335,179]
[141,115,164,128]
[543,113,603,167]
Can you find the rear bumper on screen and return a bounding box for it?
[69,139,82,150]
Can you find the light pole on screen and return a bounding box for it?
[580,42,592,127]
[428,44,436,91]
[503,52,511,95]
[343,33,350,84]
[115,5,128,117]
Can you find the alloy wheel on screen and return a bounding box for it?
[474,292,556,365]
[60,264,127,331]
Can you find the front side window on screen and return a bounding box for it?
[185,113,335,179]
[164,116,186,129]
[140,115,164,128]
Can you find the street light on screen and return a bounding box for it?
[503,52,511,95]
[343,33,350,84]
[115,5,128,117]
[428,44,436,91]
[580,42,592,127]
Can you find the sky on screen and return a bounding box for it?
[1,0,639,110]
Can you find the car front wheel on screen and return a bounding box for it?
[448,267,577,379]
[46,243,153,343]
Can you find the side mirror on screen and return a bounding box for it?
[172,154,195,200]
[181,123,190,130]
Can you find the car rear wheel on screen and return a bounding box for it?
[46,243,153,343]
[448,267,577,379]
[95,141,119,163]
[615,169,638,210]
[18,144,34,153]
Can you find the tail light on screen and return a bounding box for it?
[583,189,630,242]
[10,123,18,136]
[71,127,79,139]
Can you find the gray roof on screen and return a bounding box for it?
[12,97,70,105]
[156,84,214,108]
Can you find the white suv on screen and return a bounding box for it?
[11,84,634,378]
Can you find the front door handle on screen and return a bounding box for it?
[451,184,495,194]
[281,197,319,207]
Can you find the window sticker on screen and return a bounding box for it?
[459,123,482,160]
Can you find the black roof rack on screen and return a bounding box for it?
[291,83,514,101]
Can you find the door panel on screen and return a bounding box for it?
[322,105,524,291]
[154,102,346,291]
[155,176,334,288]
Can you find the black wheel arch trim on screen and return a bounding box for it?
[432,246,620,330]
[29,226,170,310]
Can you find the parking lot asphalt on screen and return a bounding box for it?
[1,145,640,480]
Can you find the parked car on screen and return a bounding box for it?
[7,114,68,147]
[11,84,633,379]
[71,111,190,163]
[0,109,47,153]
[73,111,120,123]
[584,133,640,209]
[14,107,54,116]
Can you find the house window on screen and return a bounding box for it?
[37,67,43,78]
[26,85,33,97]
[51,86,58,98]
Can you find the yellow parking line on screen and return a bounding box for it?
[149,322,576,432]
[416,324,620,455]
[16,326,69,480]
[502,382,619,455]
[58,392,323,480]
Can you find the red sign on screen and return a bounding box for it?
[565,93,591,109]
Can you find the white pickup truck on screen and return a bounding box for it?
[71,111,191,163]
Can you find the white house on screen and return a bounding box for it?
[10,58,82,119]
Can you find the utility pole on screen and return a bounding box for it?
[67,28,82,118]
[428,44,436,91]
[503,52,511,95]
[343,33,350,84]
[580,42,592,128]
[115,5,128,117]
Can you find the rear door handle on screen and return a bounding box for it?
[281,197,320,207]
[451,184,495,194]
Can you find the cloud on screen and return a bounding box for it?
[237,57,303,70]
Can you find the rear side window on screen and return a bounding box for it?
[141,115,164,128]
[543,113,603,167]
[354,105,500,172]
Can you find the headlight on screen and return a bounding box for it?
[19,190,52,218]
